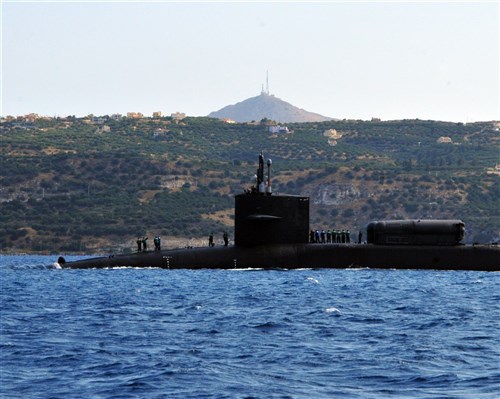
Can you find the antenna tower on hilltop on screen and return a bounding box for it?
[261,71,270,95]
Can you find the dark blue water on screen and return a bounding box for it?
[1,255,499,398]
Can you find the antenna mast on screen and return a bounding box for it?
[266,70,269,95]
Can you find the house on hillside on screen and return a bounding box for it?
[171,112,186,121]
[24,113,40,123]
[127,112,144,119]
[92,116,106,125]
[324,129,343,146]
[269,125,290,134]
[437,136,453,144]
[323,129,343,139]
[96,125,111,134]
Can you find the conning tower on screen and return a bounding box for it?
[234,152,309,246]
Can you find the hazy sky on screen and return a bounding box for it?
[2,1,499,122]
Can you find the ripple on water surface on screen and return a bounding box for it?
[1,255,499,398]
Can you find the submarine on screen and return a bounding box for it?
[57,153,499,271]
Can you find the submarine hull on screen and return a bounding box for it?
[60,243,499,271]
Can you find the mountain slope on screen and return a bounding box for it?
[208,92,332,123]
[1,116,498,253]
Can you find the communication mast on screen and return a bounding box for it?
[261,71,270,95]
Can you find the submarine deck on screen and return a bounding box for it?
[59,243,499,271]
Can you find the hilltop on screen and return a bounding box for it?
[208,92,332,123]
[0,115,498,253]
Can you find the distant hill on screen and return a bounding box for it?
[208,92,333,123]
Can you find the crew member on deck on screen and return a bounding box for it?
[223,231,229,246]
[137,237,142,252]
[154,236,161,251]
[209,233,214,247]
[142,236,148,251]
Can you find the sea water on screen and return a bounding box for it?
[1,255,499,399]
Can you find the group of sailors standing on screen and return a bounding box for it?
[310,229,353,244]
[208,231,230,247]
[136,229,358,252]
[136,235,162,252]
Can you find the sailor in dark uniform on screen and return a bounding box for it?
[154,236,161,251]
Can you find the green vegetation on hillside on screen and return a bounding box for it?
[1,115,498,253]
